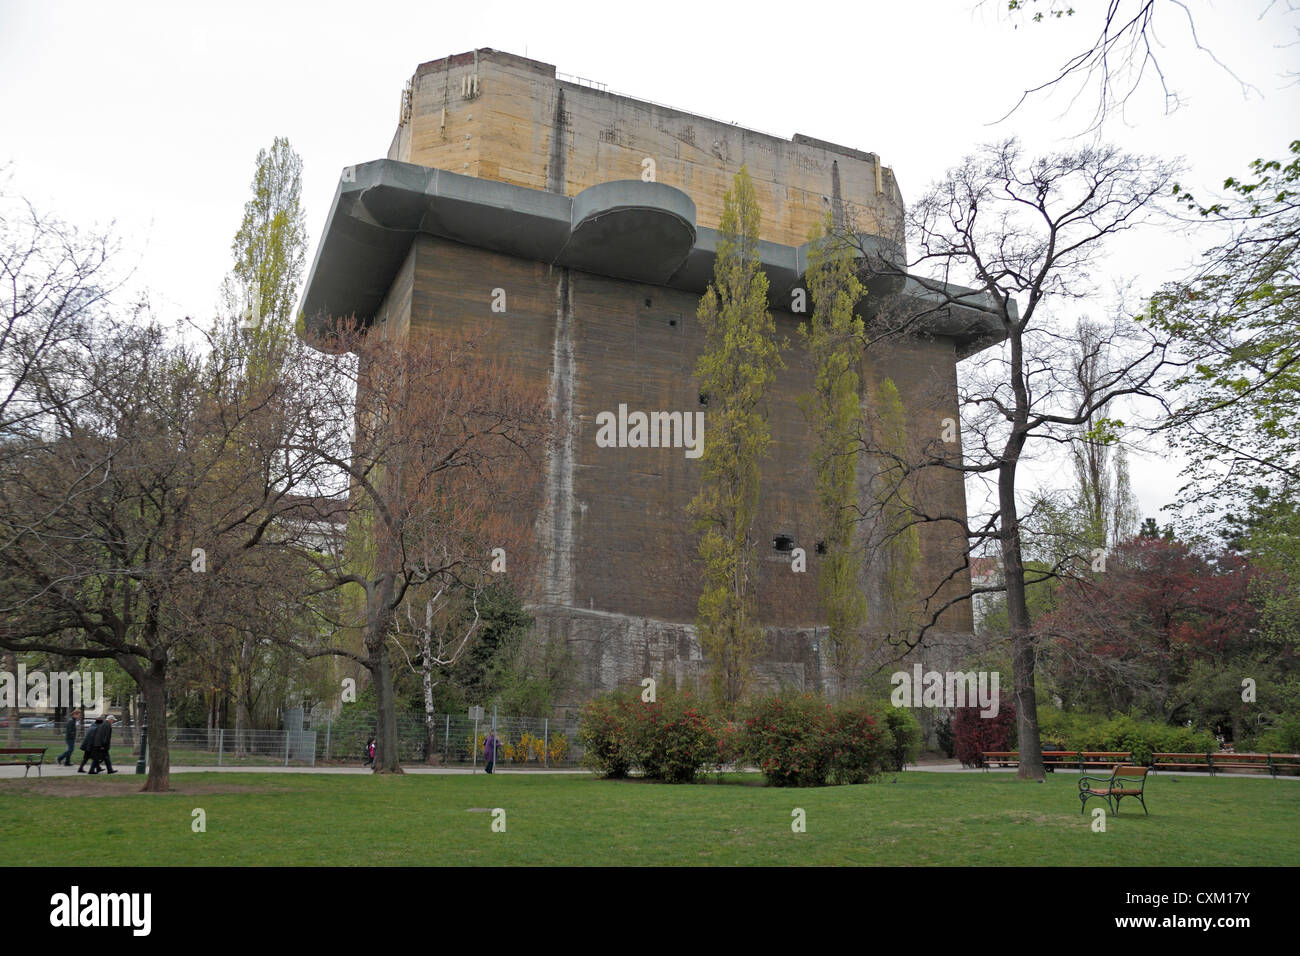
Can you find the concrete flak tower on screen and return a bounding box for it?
[301,49,1002,709]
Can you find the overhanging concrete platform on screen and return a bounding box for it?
[300,159,1008,356]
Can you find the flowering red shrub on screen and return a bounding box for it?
[630,692,718,783]
[578,688,720,782]
[577,689,640,777]
[827,701,894,785]
[739,694,834,787]
[953,701,1017,768]
[740,695,896,786]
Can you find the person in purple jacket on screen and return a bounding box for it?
[484,732,497,774]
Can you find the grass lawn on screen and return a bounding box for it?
[2,769,1295,866]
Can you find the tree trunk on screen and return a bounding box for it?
[140,667,170,793]
[371,642,402,773]
[1000,457,1045,782]
[5,651,18,747]
[365,574,403,773]
[235,637,253,755]
[421,625,438,764]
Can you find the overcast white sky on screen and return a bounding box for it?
[2,0,1297,530]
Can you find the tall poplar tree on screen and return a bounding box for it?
[690,167,783,712]
[214,137,308,750]
[800,222,868,691]
[225,136,307,349]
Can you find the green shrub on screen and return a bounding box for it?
[740,693,835,787]
[1035,709,1217,764]
[1254,716,1300,754]
[881,706,921,771]
[629,691,718,784]
[739,694,894,787]
[577,689,639,778]
[827,701,894,785]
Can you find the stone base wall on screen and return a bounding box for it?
[530,603,976,719]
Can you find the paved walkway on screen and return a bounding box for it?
[0,762,588,779]
[906,759,1299,780]
[3,759,1295,781]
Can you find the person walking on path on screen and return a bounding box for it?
[76,717,100,773]
[484,732,497,774]
[58,709,80,766]
[89,715,117,774]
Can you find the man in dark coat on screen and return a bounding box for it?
[89,715,117,774]
[77,717,100,773]
[58,708,80,765]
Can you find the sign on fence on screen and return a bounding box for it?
[468,706,484,721]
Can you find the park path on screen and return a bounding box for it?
[3,759,1296,780]
[0,763,589,779]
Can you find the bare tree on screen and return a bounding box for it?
[287,325,552,773]
[989,0,1280,135]
[0,315,324,790]
[841,139,1178,779]
[0,182,126,456]
[1067,317,1142,549]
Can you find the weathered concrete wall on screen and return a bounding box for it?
[388,49,903,249]
[398,231,973,706]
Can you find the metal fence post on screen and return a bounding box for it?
[544,718,549,768]
[325,712,331,762]
[284,728,290,766]
[217,728,223,767]
[444,714,449,765]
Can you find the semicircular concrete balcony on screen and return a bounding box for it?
[559,181,697,286]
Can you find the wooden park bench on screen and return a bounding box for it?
[0,747,47,777]
[1267,753,1300,776]
[1042,750,1081,772]
[1209,752,1273,775]
[1152,752,1300,776]
[1151,752,1212,773]
[982,750,1132,771]
[981,751,1019,769]
[1080,765,1150,816]
[1081,751,1133,769]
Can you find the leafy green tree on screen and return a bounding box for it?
[690,166,783,713]
[209,138,312,751]
[799,221,867,690]
[224,136,307,349]
[1150,141,1300,527]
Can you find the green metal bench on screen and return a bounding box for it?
[1079,764,1149,816]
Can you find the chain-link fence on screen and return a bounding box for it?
[169,727,318,766]
[314,711,583,768]
[9,712,583,769]
[4,725,318,767]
